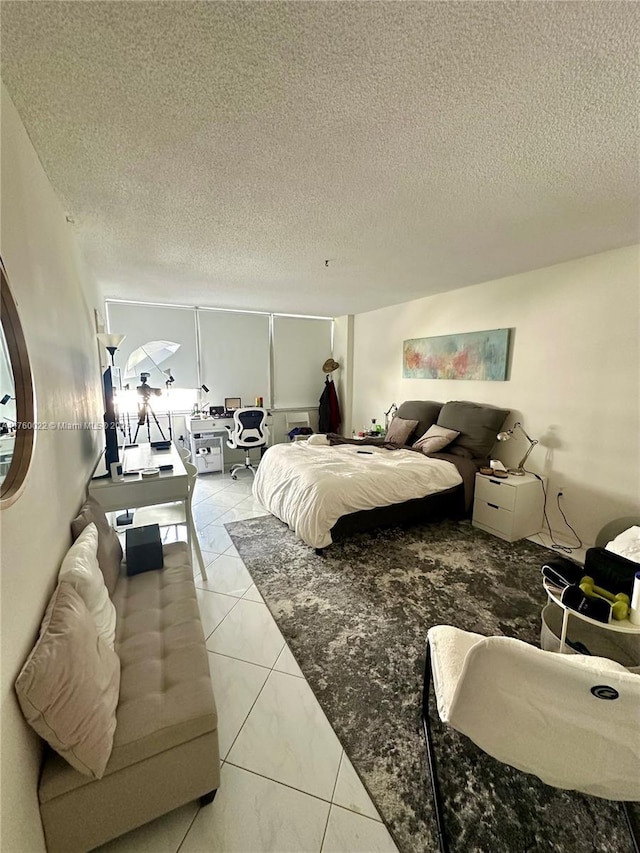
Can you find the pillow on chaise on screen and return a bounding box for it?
[15,582,120,779]
[412,424,460,455]
[58,522,116,649]
[71,495,122,595]
[385,417,419,447]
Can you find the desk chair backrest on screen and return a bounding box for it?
[430,628,640,801]
[226,408,268,450]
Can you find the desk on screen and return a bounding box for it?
[543,579,640,654]
[89,444,207,579]
[89,444,188,512]
[185,418,227,474]
[187,415,273,474]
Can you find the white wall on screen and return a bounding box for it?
[0,84,104,852]
[352,246,639,547]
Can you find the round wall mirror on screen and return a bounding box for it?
[1,261,34,506]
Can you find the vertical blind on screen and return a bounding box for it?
[106,302,199,389]
[272,316,333,409]
[198,310,270,408]
[107,301,333,410]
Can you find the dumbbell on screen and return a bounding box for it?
[579,576,630,620]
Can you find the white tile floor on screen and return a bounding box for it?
[100,471,399,853]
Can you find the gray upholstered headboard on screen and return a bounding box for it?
[396,401,443,441]
[396,399,510,460]
[436,400,510,460]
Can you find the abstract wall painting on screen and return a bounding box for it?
[403,328,510,381]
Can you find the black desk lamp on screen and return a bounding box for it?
[198,384,211,414]
[0,394,16,434]
[384,403,398,430]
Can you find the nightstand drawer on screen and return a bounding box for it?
[474,475,516,511]
[473,499,514,536]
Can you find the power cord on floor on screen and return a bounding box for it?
[528,471,583,554]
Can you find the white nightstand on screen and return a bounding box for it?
[472,472,545,543]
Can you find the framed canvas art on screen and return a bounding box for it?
[403,328,510,381]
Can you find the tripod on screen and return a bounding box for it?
[133,398,167,443]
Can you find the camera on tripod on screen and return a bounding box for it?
[136,373,162,425]
[137,372,161,399]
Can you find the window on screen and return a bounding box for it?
[272,316,333,409]
[198,310,270,409]
[106,302,199,389]
[106,301,334,411]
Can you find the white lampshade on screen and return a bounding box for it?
[97,333,126,350]
[97,333,126,366]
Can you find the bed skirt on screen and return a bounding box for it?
[329,483,466,543]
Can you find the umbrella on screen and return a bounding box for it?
[124,341,180,381]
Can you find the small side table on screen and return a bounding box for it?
[543,579,640,654]
[472,472,544,542]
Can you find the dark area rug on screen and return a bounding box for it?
[225,515,637,853]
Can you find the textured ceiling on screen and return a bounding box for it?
[1,1,639,316]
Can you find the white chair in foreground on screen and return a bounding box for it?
[132,460,207,580]
[177,443,191,462]
[225,407,269,479]
[422,625,640,853]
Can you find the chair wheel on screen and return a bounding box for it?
[231,474,237,480]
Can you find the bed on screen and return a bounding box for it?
[253,400,510,550]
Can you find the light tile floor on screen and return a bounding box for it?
[100,471,399,853]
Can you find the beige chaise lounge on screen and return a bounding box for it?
[32,497,220,853]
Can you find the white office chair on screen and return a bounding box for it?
[225,407,269,479]
[285,411,312,441]
[131,461,207,580]
[422,625,640,853]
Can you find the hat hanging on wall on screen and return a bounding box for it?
[322,358,340,374]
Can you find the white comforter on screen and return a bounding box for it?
[253,442,462,549]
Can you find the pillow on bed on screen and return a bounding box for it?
[396,401,443,440]
[308,434,330,446]
[385,417,419,446]
[437,401,509,460]
[412,424,460,455]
